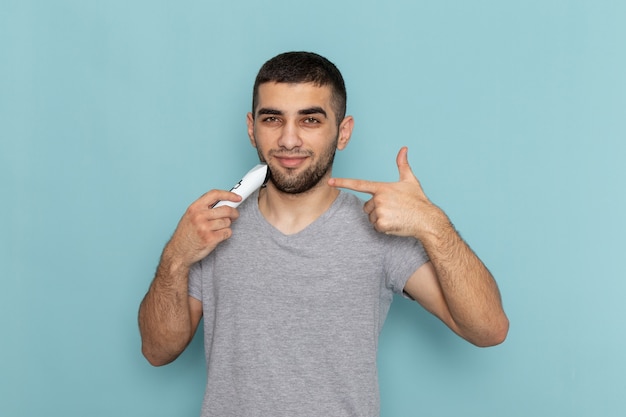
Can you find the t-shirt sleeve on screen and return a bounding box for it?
[384,236,430,294]
[188,261,203,301]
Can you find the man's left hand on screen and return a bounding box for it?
[329,147,444,238]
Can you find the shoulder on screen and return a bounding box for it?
[334,191,367,216]
[328,191,381,239]
[335,191,427,250]
[237,189,261,215]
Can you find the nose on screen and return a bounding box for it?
[277,121,303,150]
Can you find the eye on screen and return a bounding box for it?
[262,116,281,124]
[303,117,320,124]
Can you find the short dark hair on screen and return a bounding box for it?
[252,52,347,124]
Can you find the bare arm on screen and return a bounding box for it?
[403,213,508,346]
[138,189,242,366]
[329,147,508,347]
[138,254,203,366]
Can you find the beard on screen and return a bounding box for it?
[258,136,338,195]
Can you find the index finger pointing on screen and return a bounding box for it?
[328,177,380,194]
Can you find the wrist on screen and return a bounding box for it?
[160,243,193,276]
[414,205,455,245]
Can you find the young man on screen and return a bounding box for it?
[139,51,509,417]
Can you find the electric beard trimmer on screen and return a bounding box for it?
[213,163,269,208]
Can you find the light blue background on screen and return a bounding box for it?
[2,1,625,416]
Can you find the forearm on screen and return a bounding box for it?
[138,189,238,365]
[139,247,195,366]
[418,209,509,346]
[328,148,508,345]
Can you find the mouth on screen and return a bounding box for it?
[271,153,311,169]
[275,156,307,168]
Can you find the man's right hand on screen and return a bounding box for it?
[139,189,243,366]
[165,189,243,267]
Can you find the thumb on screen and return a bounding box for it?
[396,146,416,182]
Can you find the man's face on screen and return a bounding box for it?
[247,82,352,194]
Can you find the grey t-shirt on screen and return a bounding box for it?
[189,190,428,417]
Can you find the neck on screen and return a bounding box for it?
[257,175,339,235]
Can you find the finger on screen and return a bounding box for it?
[328,177,381,195]
[209,217,234,233]
[197,189,243,208]
[213,191,244,207]
[363,198,375,215]
[188,205,236,229]
[368,209,378,226]
[396,146,417,182]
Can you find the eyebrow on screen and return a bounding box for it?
[256,106,328,118]
[257,108,282,116]
[299,106,327,118]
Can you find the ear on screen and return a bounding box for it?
[246,112,257,148]
[336,115,354,151]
